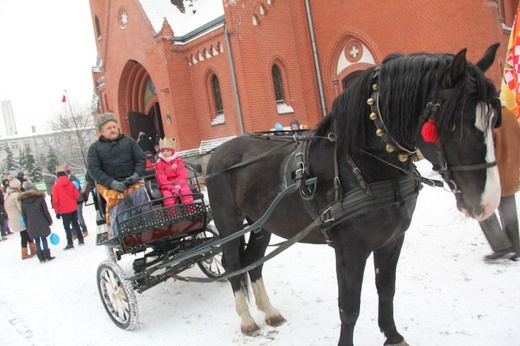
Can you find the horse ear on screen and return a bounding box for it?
[475,43,500,72]
[444,48,467,89]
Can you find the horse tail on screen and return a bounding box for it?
[237,234,251,302]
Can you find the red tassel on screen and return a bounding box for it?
[421,119,439,143]
[61,94,66,103]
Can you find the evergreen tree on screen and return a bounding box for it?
[18,148,27,172]
[25,146,42,182]
[3,145,18,175]
[46,147,60,175]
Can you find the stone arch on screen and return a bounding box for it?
[118,60,163,143]
[323,28,382,101]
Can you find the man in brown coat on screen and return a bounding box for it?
[479,106,520,261]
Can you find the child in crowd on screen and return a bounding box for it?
[155,137,194,208]
[19,181,55,263]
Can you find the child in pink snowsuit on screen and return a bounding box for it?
[155,137,194,207]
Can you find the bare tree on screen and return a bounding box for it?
[42,101,97,173]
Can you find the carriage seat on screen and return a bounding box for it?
[143,161,204,204]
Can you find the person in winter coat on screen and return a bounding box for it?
[155,137,194,208]
[68,171,88,238]
[478,105,520,261]
[52,166,84,249]
[4,175,36,259]
[0,180,12,236]
[42,168,56,207]
[0,188,9,240]
[137,132,156,155]
[16,171,28,192]
[19,181,55,263]
[289,119,303,135]
[87,112,151,237]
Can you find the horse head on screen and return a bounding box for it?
[415,44,502,220]
[330,44,501,221]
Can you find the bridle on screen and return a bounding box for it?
[367,73,497,194]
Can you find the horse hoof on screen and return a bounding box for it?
[241,323,261,336]
[265,314,286,327]
[385,340,409,346]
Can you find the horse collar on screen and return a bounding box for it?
[367,84,418,162]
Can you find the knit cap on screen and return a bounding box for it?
[95,112,118,131]
[7,175,21,189]
[22,181,37,191]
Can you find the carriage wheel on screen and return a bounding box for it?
[196,225,225,279]
[97,260,139,330]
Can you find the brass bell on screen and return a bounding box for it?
[372,84,379,91]
[369,112,377,120]
[398,153,409,162]
[376,129,384,137]
[367,98,374,106]
[385,144,395,153]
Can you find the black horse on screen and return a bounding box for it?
[206,44,501,346]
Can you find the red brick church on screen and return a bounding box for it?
[88,0,517,153]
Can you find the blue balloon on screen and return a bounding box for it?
[49,233,60,245]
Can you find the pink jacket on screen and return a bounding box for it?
[155,155,189,191]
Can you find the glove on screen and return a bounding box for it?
[56,213,61,219]
[124,173,140,186]
[110,180,126,192]
[170,185,181,194]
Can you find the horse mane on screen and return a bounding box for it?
[315,51,498,155]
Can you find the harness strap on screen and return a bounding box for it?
[205,140,295,180]
[448,161,497,171]
[318,175,421,244]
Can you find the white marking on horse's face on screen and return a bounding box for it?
[466,103,500,220]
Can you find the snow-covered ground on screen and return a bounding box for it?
[1,160,519,345]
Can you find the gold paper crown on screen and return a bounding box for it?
[159,137,176,151]
[55,165,66,173]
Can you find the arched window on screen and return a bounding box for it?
[272,63,294,114]
[272,65,284,102]
[212,75,223,114]
[95,16,102,40]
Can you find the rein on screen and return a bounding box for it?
[204,132,330,181]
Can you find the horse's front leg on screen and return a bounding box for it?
[373,235,409,346]
[333,238,371,346]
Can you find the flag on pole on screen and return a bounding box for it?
[500,3,520,121]
[61,93,67,103]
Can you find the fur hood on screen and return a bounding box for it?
[18,189,46,201]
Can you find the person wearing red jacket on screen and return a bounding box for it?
[52,166,84,249]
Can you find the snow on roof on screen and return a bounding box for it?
[139,0,225,37]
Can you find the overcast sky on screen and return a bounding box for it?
[0,1,97,136]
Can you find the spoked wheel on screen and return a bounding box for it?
[97,260,139,330]
[196,223,225,279]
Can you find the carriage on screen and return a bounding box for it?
[93,44,503,345]
[93,161,225,330]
